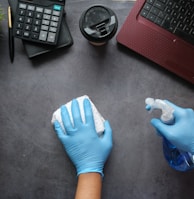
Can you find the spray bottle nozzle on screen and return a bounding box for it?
[145,98,174,124]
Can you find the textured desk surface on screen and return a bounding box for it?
[1,0,194,199]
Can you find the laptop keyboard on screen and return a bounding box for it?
[140,0,194,45]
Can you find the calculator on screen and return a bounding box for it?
[13,0,65,45]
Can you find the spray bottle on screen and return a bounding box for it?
[145,98,194,171]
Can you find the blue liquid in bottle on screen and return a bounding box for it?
[163,138,194,171]
[145,98,194,171]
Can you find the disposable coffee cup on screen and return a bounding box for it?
[79,5,118,46]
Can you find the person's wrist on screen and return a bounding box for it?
[78,172,102,179]
[75,172,102,199]
[78,172,103,179]
[77,166,104,177]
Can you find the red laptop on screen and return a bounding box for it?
[116,0,194,84]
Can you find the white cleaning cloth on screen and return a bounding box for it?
[51,95,105,135]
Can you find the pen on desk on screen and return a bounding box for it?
[8,6,14,63]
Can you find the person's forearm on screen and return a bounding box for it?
[75,173,102,199]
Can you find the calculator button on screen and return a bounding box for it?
[34,19,41,26]
[35,13,42,19]
[41,25,49,31]
[23,31,30,37]
[18,16,24,22]
[49,27,57,32]
[47,32,56,43]
[44,9,52,15]
[36,7,43,13]
[16,30,22,36]
[42,20,50,26]
[26,18,33,24]
[17,23,23,29]
[28,5,35,11]
[51,16,59,22]
[43,14,51,20]
[50,21,58,27]
[19,3,27,9]
[27,11,34,17]
[19,9,26,16]
[31,33,39,40]
[39,31,48,41]
[32,26,40,32]
[52,10,60,16]
[25,24,31,31]
[53,5,61,11]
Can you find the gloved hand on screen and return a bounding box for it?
[53,98,113,176]
[150,100,194,153]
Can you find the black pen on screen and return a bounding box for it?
[8,6,14,63]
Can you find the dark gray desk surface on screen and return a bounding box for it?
[1,0,194,198]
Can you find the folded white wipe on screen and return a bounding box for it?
[51,95,105,135]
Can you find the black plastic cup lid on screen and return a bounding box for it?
[79,5,118,43]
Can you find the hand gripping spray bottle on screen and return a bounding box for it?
[145,98,194,171]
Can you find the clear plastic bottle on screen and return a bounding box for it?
[145,98,194,171]
[162,138,194,171]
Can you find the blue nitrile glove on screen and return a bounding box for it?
[150,100,194,153]
[53,98,113,176]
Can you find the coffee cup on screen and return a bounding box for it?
[79,5,118,46]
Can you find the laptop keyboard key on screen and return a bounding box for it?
[140,9,149,17]
[144,3,152,11]
[154,1,165,10]
[147,13,157,22]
